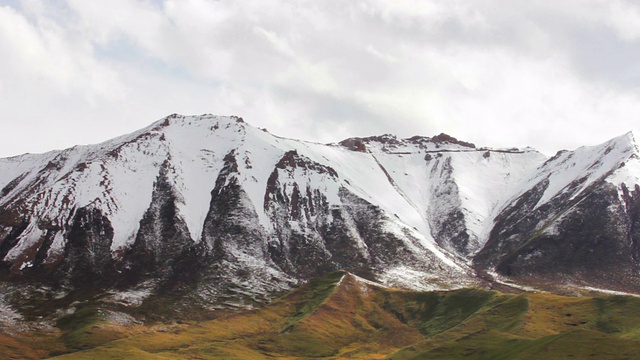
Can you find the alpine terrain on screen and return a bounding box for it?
[2,114,640,358]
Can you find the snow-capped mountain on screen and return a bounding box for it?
[475,130,640,292]
[1,114,640,313]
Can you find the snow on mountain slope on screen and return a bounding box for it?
[474,130,640,294]
[6,113,640,301]
[359,136,546,255]
[0,115,277,256]
[0,115,542,263]
[495,130,640,214]
[451,150,547,248]
[603,131,640,191]
[0,127,166,256]
[153,115,244,241]
[0,114,490,296]
[287,142,433,245]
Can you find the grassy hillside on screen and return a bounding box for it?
[3,271,640,359]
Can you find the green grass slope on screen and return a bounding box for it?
[3,271,640,359]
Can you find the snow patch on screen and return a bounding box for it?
[579,286,640,297]
[45,232,66,262]
[382,219,463,271]
[5,223,43,261]
[486,269,540,293]
[350,273,389,289]
[607,154,640,200]
[378,266,471,291]
[109,288,153,307]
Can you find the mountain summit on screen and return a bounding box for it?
[1,114,640,320]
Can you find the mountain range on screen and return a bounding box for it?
[2,114,640,338]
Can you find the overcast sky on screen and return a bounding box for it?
[1,0,639,157]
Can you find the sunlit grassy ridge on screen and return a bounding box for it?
[3,271,640,359]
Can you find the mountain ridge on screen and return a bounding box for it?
[2,114,640,328]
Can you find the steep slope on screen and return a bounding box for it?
[475,130,640,292]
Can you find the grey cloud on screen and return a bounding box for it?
[269,83,397,142]
[569,29,640,90]
[2,0,640,158]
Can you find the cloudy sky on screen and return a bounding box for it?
[1,0,639,157]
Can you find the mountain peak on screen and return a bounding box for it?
[337,132,478,153]
[151,113,247,131]
[424,133,476,148]
[623,129,640,151]
[592,130,640,157]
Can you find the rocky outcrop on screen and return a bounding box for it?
[56,207,115,287]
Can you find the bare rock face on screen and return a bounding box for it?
[57,207,115,287]
[124,160,202,283]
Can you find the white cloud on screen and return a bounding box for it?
[606,0,640,41]
[0,0,639,157]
